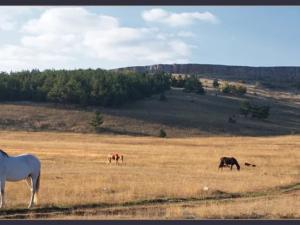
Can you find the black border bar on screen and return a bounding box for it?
[0,220,299,224]
[1,0,300,5]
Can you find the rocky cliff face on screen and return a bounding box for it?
[112,64,300,83]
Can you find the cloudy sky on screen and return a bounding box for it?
[0,6,299,72]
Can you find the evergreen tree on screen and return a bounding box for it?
[90,111,104,132]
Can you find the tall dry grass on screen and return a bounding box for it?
[0,131,299,218]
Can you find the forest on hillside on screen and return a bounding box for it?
[0,69,171,107]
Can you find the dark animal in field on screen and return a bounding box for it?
[219,157,240,171]
[245,162,256,167]
[108,153,124,164]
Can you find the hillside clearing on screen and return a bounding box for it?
[0,82,299,137]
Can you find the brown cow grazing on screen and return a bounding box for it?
[108,153,124,165]
[219,157,240,171]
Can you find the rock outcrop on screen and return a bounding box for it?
[112,64,300,84]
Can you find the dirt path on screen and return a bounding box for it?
[0,182,299,219]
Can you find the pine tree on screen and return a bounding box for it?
[90,111,104,132]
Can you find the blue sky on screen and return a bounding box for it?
[0,6,299,72]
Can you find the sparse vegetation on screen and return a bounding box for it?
[251,105,270,119]
[183,75,205,94]
[239,101,270,120]
[0,84,298,136]
[221,82,247,95]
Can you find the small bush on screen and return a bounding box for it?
[220,82,231,93]
[213,79,220,88]
[159,128,167,138]
[221,82,247,95]
[183,75,205,94]
[239,101,270,119]
[90,111,104,132]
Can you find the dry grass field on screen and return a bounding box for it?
[0,131,299,219]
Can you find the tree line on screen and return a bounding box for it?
[0,69,171,107]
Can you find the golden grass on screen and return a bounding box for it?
[51,191,300,219]
[0,131,299,219]
[163,191,300,219]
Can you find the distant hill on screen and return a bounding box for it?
[112,64,300,88]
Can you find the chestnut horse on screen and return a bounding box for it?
[107,153,124,164]
[218,157,240,171]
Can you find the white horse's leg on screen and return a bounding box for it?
[28,176,37,208]
[0,179,6,208]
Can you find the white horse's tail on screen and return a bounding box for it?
[33,171,40,205]
[36,171,40,194]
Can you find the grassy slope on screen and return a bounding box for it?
[0,79,299,137]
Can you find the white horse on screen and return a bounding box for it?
[0,149,41,208]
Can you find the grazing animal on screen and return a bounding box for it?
[0,149,41,208]
[219,157,240,171]
[108,153,124,164]
[245,162,256,167]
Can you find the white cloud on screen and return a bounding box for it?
[0,7,36,31]
[22,7,119,34]
[0,7,197,72]
[177,31,195,38]
[142,8,219,27]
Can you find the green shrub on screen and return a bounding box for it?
[251,105,270,119]
[183,76,205,94]
[213,79,220,88]
[159,128,167,138]
[239,101,270,119]
[220,82,230,93]
[221,82,247,95]
[90,111,104,132]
